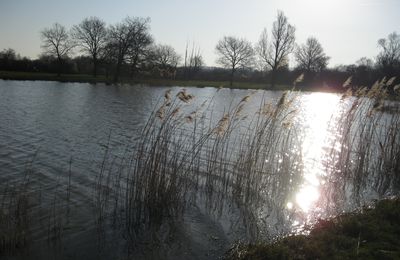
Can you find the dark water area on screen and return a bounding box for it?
[0,80,399,259]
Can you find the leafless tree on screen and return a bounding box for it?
[356,57,374,68]
[215,36,254,86]
[256,11,295,88]
[107,16,151,82]
[40,23,74,76]
[0,48,18,60]
[184,42,204,79]
[100,42,119,79]
[354,57,375,84]
[189,54,203,73]
[149,44,181,79]
[71,17,108,77]
[376,32,400,75]
[295,37,329,73]
[126,26,153,78]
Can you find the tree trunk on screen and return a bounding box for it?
[230,67,235,87]
[57,56,62,77]
[113,58,122,83]
[93,54,98,78]
[270,68,276,89]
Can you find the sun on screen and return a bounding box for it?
[296,185,320,212]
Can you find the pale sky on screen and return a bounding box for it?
[0,0,399,68]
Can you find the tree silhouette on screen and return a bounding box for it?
[149,44,181,79]
[183,42,204,79]
[72,17,108,77]
[256,11,295,88]
[40,23,74,76]
[107,17,151,82]
[0,48,18,60]
[295,37,329,73]
[126,24,153,78]
[377,32,400,76]
[215,36,254,86]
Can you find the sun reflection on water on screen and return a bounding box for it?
[288,93,341,213]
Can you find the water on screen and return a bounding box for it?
[0,80,398,259]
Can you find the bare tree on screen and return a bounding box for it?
[354,57,375,84]
[72,17,107,77]
[149,44,181,79]
[356,57,374,69]
[215,36,254,86]
[376,32,400,75]
[188,53,204,75]
[101,41,118,79]
[0,48,20,70]
[127,26,153,78]
[0,48,18,60]
[184,42,204,79]
[107,17,151,82]
[256,11,295,88]
[295,37,329,73]
[40,23,74,76]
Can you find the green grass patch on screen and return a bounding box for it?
[226,198,400,260]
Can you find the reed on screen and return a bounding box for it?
[0,154,74,255]
[1,76,399,257]
[0,181,30,254]
[323,76,400,213]
[96,78,399,245]
[92,86,307,244]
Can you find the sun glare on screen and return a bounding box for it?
[287,93,341,212]
[296,185,319,212]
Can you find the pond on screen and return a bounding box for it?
[0,80,399,259]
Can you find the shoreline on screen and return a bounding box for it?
[0,70,338,92]
[226,197,400,259]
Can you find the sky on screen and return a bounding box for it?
[0,0,399,68]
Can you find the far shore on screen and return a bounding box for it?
[0,70,339,92]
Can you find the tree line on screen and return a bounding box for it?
[0,11,399,88]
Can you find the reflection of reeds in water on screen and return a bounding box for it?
[2,77,400,256]
[92,88,306,243]
[95,79,400,244]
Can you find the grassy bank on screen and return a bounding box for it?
[226,198,400,259]
[0,70,307,90]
